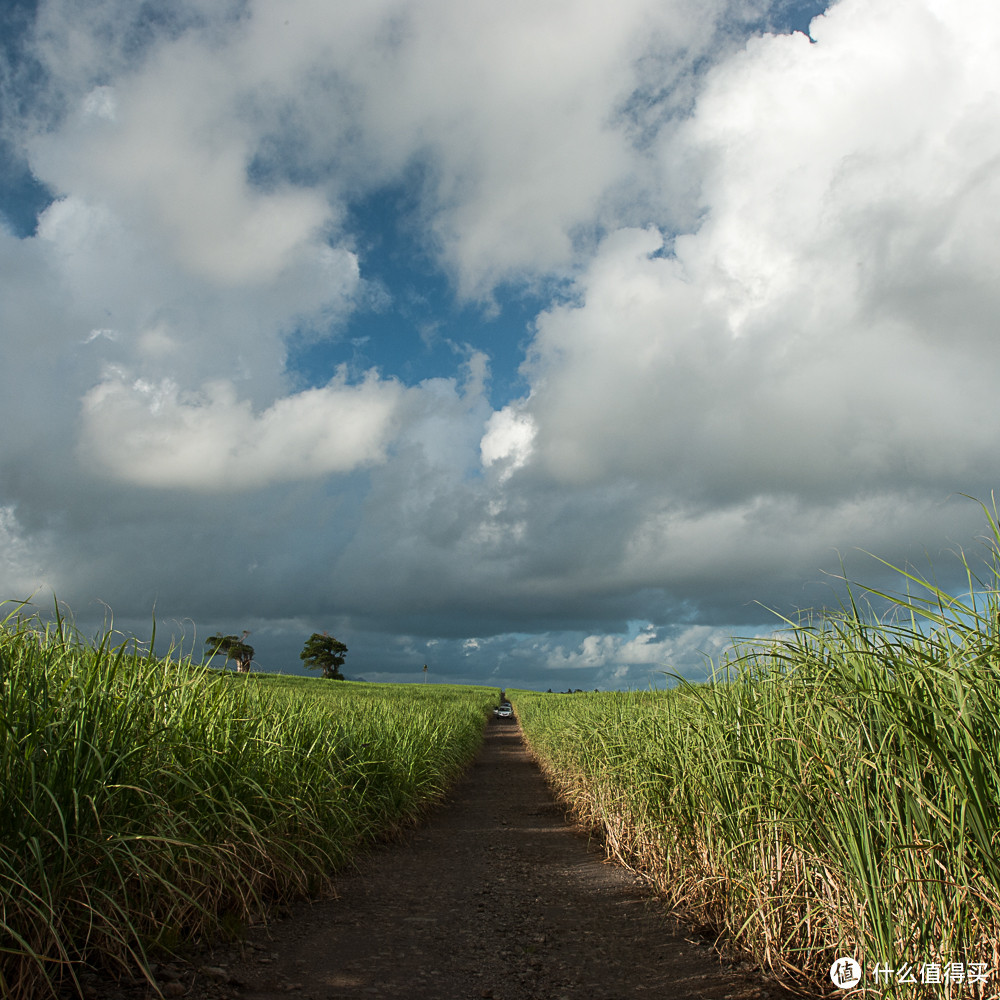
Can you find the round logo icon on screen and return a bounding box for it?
[830,957,863,989]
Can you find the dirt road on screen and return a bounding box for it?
[102,719,806,1000]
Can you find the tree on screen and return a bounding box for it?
[300,632,348,680]
[205,631,254,673]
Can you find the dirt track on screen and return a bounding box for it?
[89,719,807,1000]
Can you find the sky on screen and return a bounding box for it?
[2,0,1000,690]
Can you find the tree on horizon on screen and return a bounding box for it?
[300,632,348,680]
[205,631,254,673]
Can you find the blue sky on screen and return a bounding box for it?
[284,179,548,412]
[2,0,999,689]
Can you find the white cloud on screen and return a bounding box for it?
[480,406,536,478]
[31,73,334,287]
[78,368,406,490]
[519,0,1000,512]
[539,622,761,684]
[19,0,749,301]
[29,193,360,400]
[0,506,55,600]
[81,85,117,121]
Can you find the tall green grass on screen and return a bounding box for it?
[515,511,1000,997]
[0,609,495,999]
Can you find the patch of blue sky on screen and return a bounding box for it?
[761,0,831,36]
[0,149,50,237]
[0,0,50,237]
[285,284,540,410]
[284,179,549,409]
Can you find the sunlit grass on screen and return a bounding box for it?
[514,504,1000,998]
[0,609,495,999]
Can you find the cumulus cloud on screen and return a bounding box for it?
[0,506,55,599]
[480,406,536,479]
[16,0,756,300]
[513,0,1000,564]
[542,623,749,676]
[78,368,406,490]
[31,66,335,285]
[28,193,360,392]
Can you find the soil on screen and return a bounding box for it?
[79,719,816,1000]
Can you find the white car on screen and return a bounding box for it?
[494,703,513,718]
